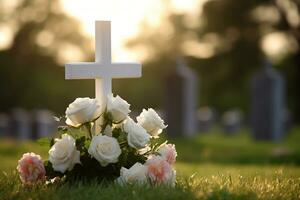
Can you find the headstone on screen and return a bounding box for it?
[222,110,243,134]
[197,107,215,133]
[10,108,31,140]
[165,58,198,137]
[283,109,292,133]
[0,113,9,137]
[32,110,56,139]
[251,61,286,141]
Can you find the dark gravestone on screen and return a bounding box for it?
[32,110,56,139]
[197,107,215,133]
[0,113,9,137]
[10,108,31,140]
[251,62,285,141]
[222,110,243,134]
[165,58,198,137]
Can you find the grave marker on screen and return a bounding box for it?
[222,110,243,134]
[197,107,215,133]
[165,58,198,137]
[251,61,286,141]
[10,108,31,140]
[32,110,56,139]
[0,113,9,137]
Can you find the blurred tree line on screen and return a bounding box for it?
[0,0,94,114]
[127,0,300,123]
[0,0,299,124]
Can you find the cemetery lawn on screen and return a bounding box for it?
[1,127,300,200]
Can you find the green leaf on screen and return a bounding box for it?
[44,160,64,178]
[76,136,87,152]
[50,138,55,147]
[112,128,121,138]
[57,126,68,132]
[84,139,91,150]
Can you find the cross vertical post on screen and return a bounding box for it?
[65,20,141,134]
[95,21,112,108]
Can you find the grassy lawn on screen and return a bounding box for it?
[1,127,300,200]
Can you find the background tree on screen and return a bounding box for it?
[0,0,94,114]
[0,0,299,122]
[127,0,300,123]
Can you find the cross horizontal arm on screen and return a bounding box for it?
[65,62,141,79]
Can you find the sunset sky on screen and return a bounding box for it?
[61,0,203,61]
[0,0,295,63]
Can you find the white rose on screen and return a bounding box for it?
[88,135,121,166]
[123,118,150,149]
[65,97,101,127]
[117,162,147,185]
[107,94,130,122]
[49,134,81,173]
[136,108,167,137]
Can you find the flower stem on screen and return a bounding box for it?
[86,123,92,138]
[100,117,112,133]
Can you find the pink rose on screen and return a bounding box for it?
[17,152,46,184]
[158,144,177,165]
[145,155,176,186]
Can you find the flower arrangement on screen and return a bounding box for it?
[17,94,177,186]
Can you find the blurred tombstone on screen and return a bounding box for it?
[165,58,198,137]
[32,110,56,139]
[0,113,10,137]
[197,107,215,133]
[10,108,31,140]
[222,110,243,134]
[251,61,286,141]
[283,109,293,133]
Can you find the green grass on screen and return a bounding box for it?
[1,171,299,200]
[1,127,300,200]
[172,127,300,165]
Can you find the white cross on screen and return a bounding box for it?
[65,21,141,131]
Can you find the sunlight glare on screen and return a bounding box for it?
[261,32,298,61]
[0,25,13,49]
[62,0,199,61]
[62,0,164,61]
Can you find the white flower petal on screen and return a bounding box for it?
[48,134,81,173]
